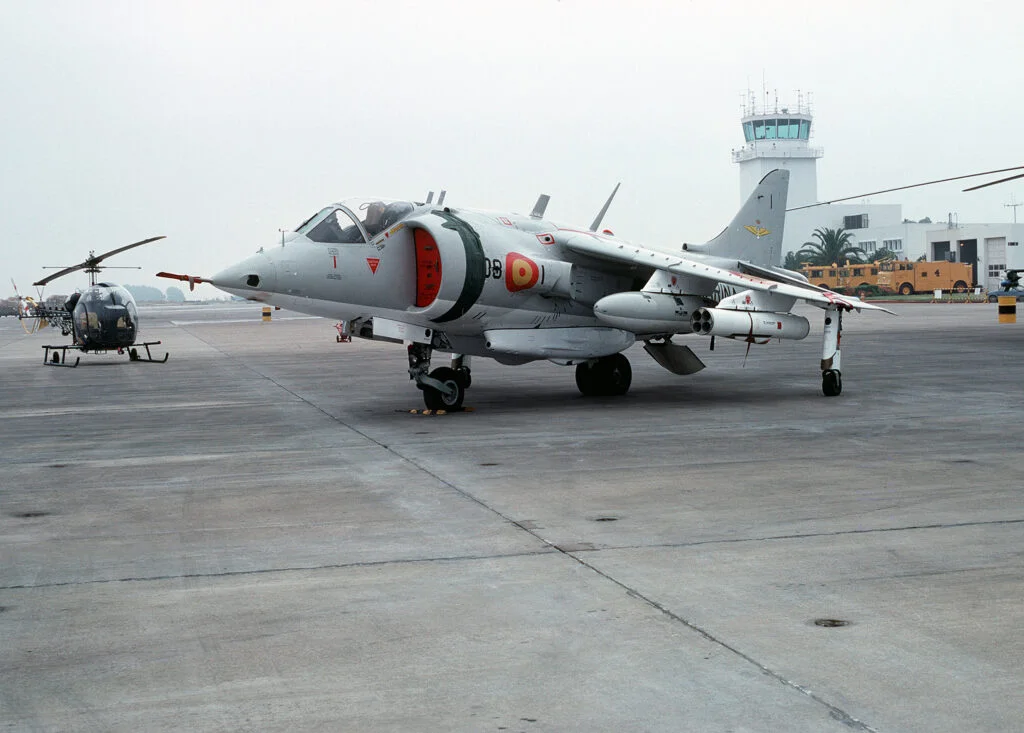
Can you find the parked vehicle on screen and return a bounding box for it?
[875,260,973,295]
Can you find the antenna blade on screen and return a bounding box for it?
[530,194,550,219]
[426,191,434,204]
[589,182,621,231]
[437,190,447,206]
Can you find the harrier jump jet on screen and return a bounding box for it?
[160,170,890,409]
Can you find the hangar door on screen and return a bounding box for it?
[985,237,1006,292]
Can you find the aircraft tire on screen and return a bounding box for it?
[822,369,842,397]
[575,362,600,396]
[129,348,139,361]
[578,353,632,397]
[598,353,632,396]
[423,367,465,411]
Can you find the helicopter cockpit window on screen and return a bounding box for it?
[302,208,366,244]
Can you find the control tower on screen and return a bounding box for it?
[732,91,822,209]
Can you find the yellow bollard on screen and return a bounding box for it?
[997,296,1017,324]
[261,306,272,322]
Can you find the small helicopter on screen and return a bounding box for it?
[15,237,169,367]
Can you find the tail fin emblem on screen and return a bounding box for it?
[744,220,770,238]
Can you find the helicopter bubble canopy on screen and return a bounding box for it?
[296,198,416,244]
[72,283,139,350]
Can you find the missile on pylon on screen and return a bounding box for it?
[690,307,810,341]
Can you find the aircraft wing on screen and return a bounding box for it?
[561,233,894,314]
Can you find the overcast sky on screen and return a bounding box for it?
[2,0,1022,299]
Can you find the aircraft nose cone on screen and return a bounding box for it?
[210,252,278,294]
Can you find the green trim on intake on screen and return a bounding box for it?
[431,210,486,323]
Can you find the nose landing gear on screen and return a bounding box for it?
[408,344,471,410]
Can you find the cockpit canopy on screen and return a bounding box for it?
[297,198,415,244]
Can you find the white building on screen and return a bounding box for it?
[926,223,1024,291]
[732,92,1021,289]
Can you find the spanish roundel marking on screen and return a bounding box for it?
[366,257,380,274]
[505,252,539,292]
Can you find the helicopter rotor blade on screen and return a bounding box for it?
[962,172,1024,192]
[89,235,167,264]
[33,235,166,286]
[787,164,1024,211]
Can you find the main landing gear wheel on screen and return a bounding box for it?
[575,353,632,397]
[822,369,842,397]
[422,367,465,411]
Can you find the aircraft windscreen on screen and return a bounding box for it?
[302,208,366,244]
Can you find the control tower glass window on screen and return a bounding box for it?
[799,120,810,139]
[743,121,754,142]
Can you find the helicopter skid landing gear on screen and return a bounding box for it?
[820,306,843,397]
[128,341,169,363]
[409,344,468,411]
[42,345,80,368]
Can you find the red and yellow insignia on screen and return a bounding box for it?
[744,220,770,238]
[505,252,539,292]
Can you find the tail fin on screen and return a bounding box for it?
[699,169,788,267]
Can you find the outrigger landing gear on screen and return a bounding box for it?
[821,306,843,397]
[408,344,470,411]
[575,353,632,397]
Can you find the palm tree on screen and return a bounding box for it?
[795,227,866,266]
[869,248,898,263]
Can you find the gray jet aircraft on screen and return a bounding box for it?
[160,170,890,409]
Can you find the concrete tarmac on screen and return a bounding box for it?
[1,302,1022,732]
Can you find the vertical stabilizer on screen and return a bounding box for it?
[701,169,788,267]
